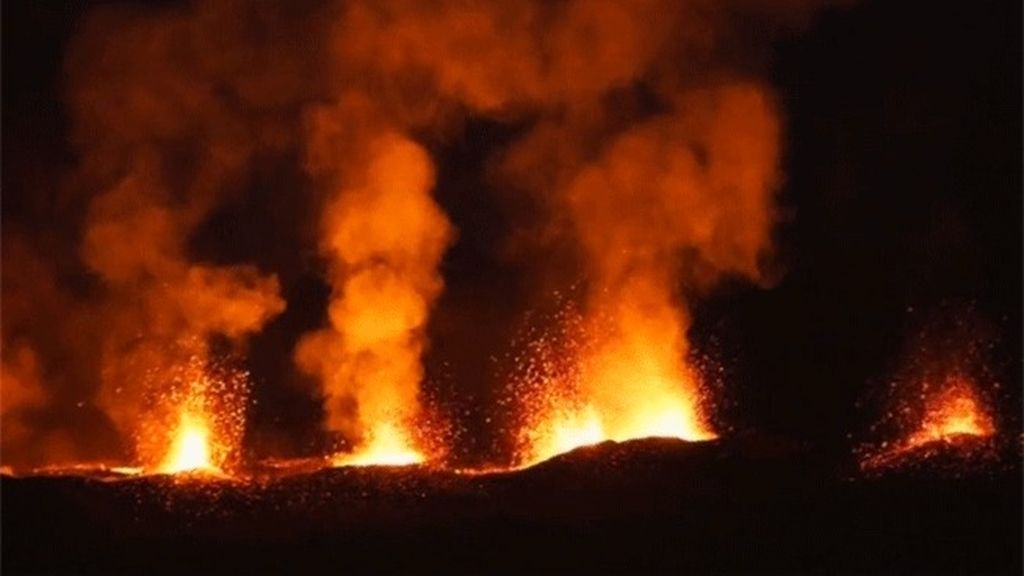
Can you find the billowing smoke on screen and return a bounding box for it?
[3,0,836,469]
[320,0,791,463]
[509,84,780,463]
[296,125,453,463]
[67,2,301,469]
[1,1,322,469]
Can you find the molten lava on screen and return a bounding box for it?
[332,421,425,467]
[523,388,715,467]
[514,304,716,467]
[158,411,218,474]
[905,379,995,447]
[133,358,249,476]
[861,374,997,471]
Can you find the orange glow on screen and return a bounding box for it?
[158,411,219,474]
[297,132,452,468]
[515,292,716,467]
[522,386,714,467]
[332,421,425,467]
[510,85,776,467]
[133,359,248,476]
[862,374,997,470]
[905,378,995,447]
[531,405,605,459]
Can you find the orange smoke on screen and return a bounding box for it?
[56,2,291,469]
[0,343,49,458]
[296,131,453,466]
[323,1,786,466]
[513,85,780,464]
[3,0,833,471]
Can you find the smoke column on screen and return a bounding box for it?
[299,0,811,465]
[2,0,834,469]
[0,2,321,469]
[296,120,453,463]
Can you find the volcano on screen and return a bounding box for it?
[3,436,1019,574]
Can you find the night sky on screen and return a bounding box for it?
[2,0,1021,467]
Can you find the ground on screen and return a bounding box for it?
[2,436,1020,574]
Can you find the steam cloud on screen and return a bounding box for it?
[2,0,834,469]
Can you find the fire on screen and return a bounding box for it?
[332,421,425,467]
[158,411,218,474]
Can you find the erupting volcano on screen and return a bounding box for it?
[514,309,718,466]
[331,421,426,467]
[861,372,998,471]
[158,408,220,474]
[2,0,1020,573]
[907,377,996,445]
[132,359,250,477]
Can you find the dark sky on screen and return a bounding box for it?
[2,0,1021,465]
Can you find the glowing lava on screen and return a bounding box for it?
[523,391,714,467]
[515,312,716,467]
[905,379,995,447]
[133,359,249,476]
[158,411,218,474]
[861,374,997,471]
[332,421,425,467]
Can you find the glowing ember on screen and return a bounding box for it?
[332,421,425,467]
[158,411,218,474]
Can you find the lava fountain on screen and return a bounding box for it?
[861,373,997,471]
[512,298,717,467]
[906,377,995,445]
[159,410,218,474]
[134,358,249,476]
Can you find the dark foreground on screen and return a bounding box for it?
[3,437,1020,575]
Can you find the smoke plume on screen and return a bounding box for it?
[2,0,835,469]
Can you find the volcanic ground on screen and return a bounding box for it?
[3,436,1020,574]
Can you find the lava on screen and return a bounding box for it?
[332,421,425,467]
[522,391,715,467]
[132,358,249,476]
[861,374,997,471]
[512,305,716,467]
[158,411,219,474]
[904,378,995,447]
